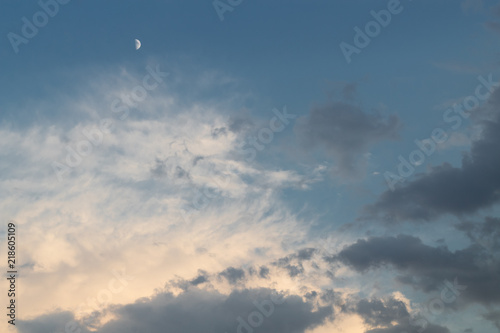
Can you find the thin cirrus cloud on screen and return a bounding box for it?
[0,67,318,320]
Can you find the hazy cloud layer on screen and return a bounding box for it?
[294,97,400,177]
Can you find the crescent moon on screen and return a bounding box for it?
[135,39,141,50]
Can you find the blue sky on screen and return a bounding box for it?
[1,1,500,333]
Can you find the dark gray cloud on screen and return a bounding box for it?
[484,310,500,330]
[365,88,500,222]
[319,289,340,305]
[343,296,449,333]
[170,269,210,291]
[335,233,500,305]
[456,216,500,251]
[176,247,319,290]
[259,266,270,278]
[279,248,318,264]
[353,298,409,327]
[336,235,455,273]
[273,248,317,278]
[305,291,318,301]
[219,267,246,284]
[284,264,304,277]
[18,288,333,333]
[365,323,450,333]
[190,270,209,286]
[17,311,92,333]
[294,99,400,177]
[296,248,316,260]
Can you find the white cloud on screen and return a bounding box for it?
[0,67,319,320]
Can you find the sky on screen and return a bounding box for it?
[1,0,500,332]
